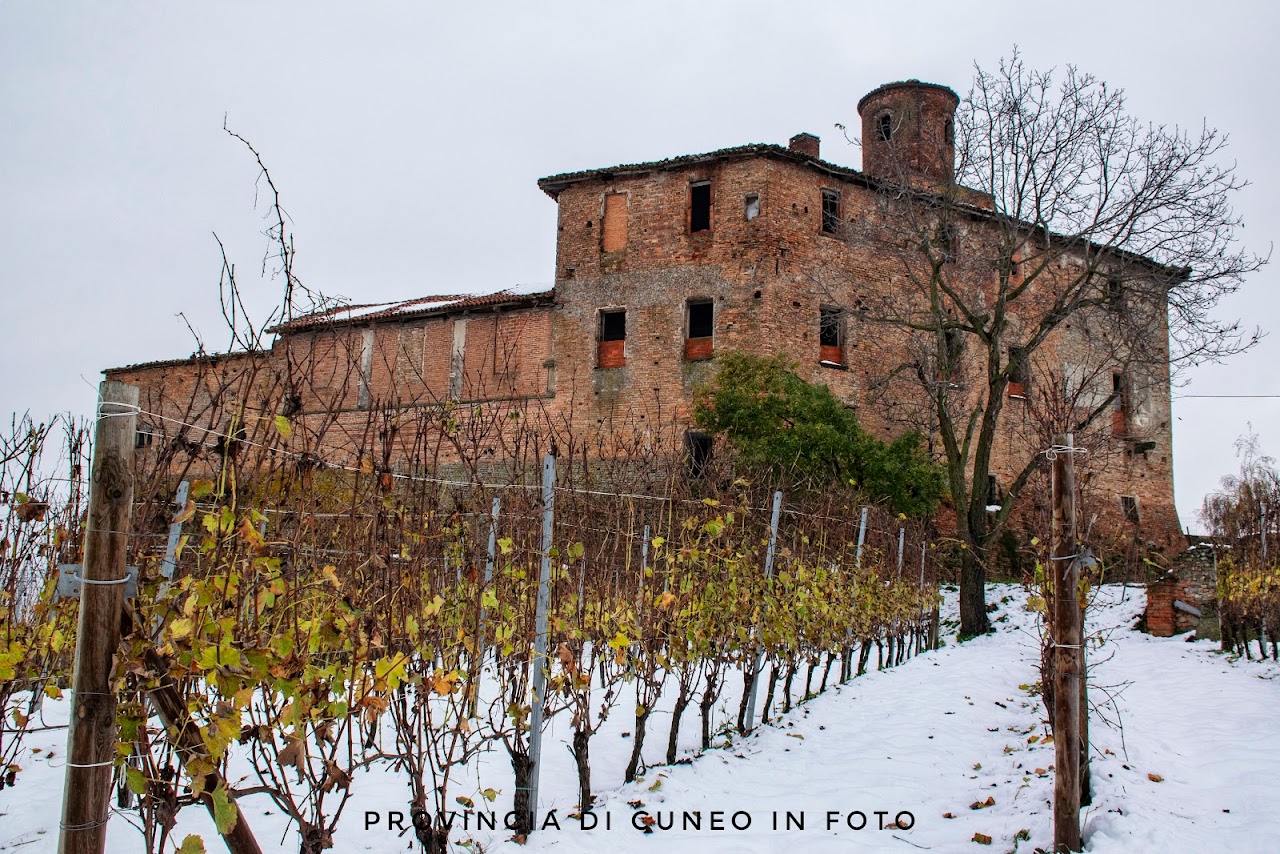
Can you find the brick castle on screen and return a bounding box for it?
[106,80,1185,555]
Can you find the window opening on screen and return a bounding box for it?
[685,299,714,360]
[1111,372,1128,436]
[878,113,893,141]
[135,423,154,450]
[598,309,626,368]
[1008,346,1028,398]
[821,188,841,234]
[987,475,1000,508]
[685,430,714,479]
[940,329,962,384]
[744,193,760,221]
[1120,495,1140,524]
[940,224,958,263]
[819,306,845,365]
[690,181,712,233]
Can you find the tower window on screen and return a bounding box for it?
[598,309,626,368]
[878,113,893,142]
[1120,495,1140,524]
[1111,372,1129,436]
[690,181,712,233]
[1008,346,1028,398]
[819,306,845,365]
[821,188,841,234]
[744,193,760,221]
[944,117,954,145]
[685,299,714,360]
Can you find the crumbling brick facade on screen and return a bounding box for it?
[106,78,1184,554]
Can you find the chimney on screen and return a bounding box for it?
[788,132,820,159]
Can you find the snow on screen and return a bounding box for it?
[4,584,1280,852]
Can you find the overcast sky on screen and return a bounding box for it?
[2,1,1276,531]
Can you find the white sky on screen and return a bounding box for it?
[2,1,1275,532]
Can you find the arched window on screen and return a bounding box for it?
[944,117,955,145]
[877,113,893,142]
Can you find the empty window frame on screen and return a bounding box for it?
[821,188,841,234]
[685,299,714,360]
[685,430,714,478]
[744,193,760,221]
[1120,495,1140,524]
[690,181,712,233]
[602,192,628,252]
[135,423,155,450]
[987,475,1000,508]
[939,329,962,385]
[877,112,893,142]
[598,309,626,368]
[1111,372,1128,436]
[939,224,959,263]
[1008,346,1028,397]
[819,306,845,365]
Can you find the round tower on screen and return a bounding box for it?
[857,80,959,185]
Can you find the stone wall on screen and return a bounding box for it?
[1146,543,1219,638]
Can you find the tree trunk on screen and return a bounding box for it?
[762,664,780,722]
[411,798,450,854]
[781,662,796,713]
[959,547,991,638]
[625,707,648,783]
[736,668,753,733]
[699,671,719,750]
[510,749,534,836]
[857,640,872,676]
[820,651,835,693]
[667,682,691,765]
[804,659,817,699]
[572,728,592,813]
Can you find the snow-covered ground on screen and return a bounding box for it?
[3,584,1279,853]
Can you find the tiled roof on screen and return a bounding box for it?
[268,284,556,333]
[104,349,262,375]
[537,143,871,198]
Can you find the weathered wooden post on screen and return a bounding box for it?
[1051,433,1082,853]
[58,381,138,854]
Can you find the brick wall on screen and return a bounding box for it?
[106,86,1184,556]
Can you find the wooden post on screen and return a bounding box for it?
[1050,433,1082,853]
[59,381,138,854]
[526,455,555,831]
[743,490,782,732]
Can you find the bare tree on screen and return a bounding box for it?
[834,51,1267,637]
